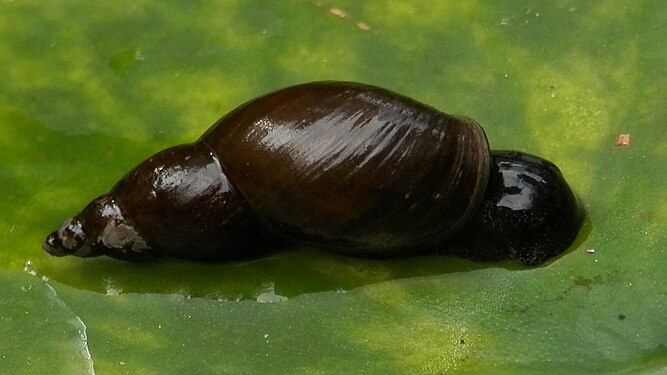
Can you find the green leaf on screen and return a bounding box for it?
[1,1,665,374]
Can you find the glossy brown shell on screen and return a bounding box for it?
[201,82,490,255]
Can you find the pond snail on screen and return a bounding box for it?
[43,81,583,265]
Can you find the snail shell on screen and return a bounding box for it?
[43,81,582,265]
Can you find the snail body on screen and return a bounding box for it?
[43,82,583,265]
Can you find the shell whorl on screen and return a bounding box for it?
[201,82,490,255]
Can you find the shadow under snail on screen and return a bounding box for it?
[43,81,583,266]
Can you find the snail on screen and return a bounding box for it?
[42,81,583,266]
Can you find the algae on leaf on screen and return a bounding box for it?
[0,1,665,374]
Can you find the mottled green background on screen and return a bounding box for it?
[0,1,665,374]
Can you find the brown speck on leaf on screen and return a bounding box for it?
[308,1,372,32]
[615,133,631,147]
[357,22,371,31]
[329,7,347,18]
[618,313,626,320]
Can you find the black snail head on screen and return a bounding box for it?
[448,151,583,265]
[42,81,583,265]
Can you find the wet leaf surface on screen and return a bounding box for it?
[1,1,665,374]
